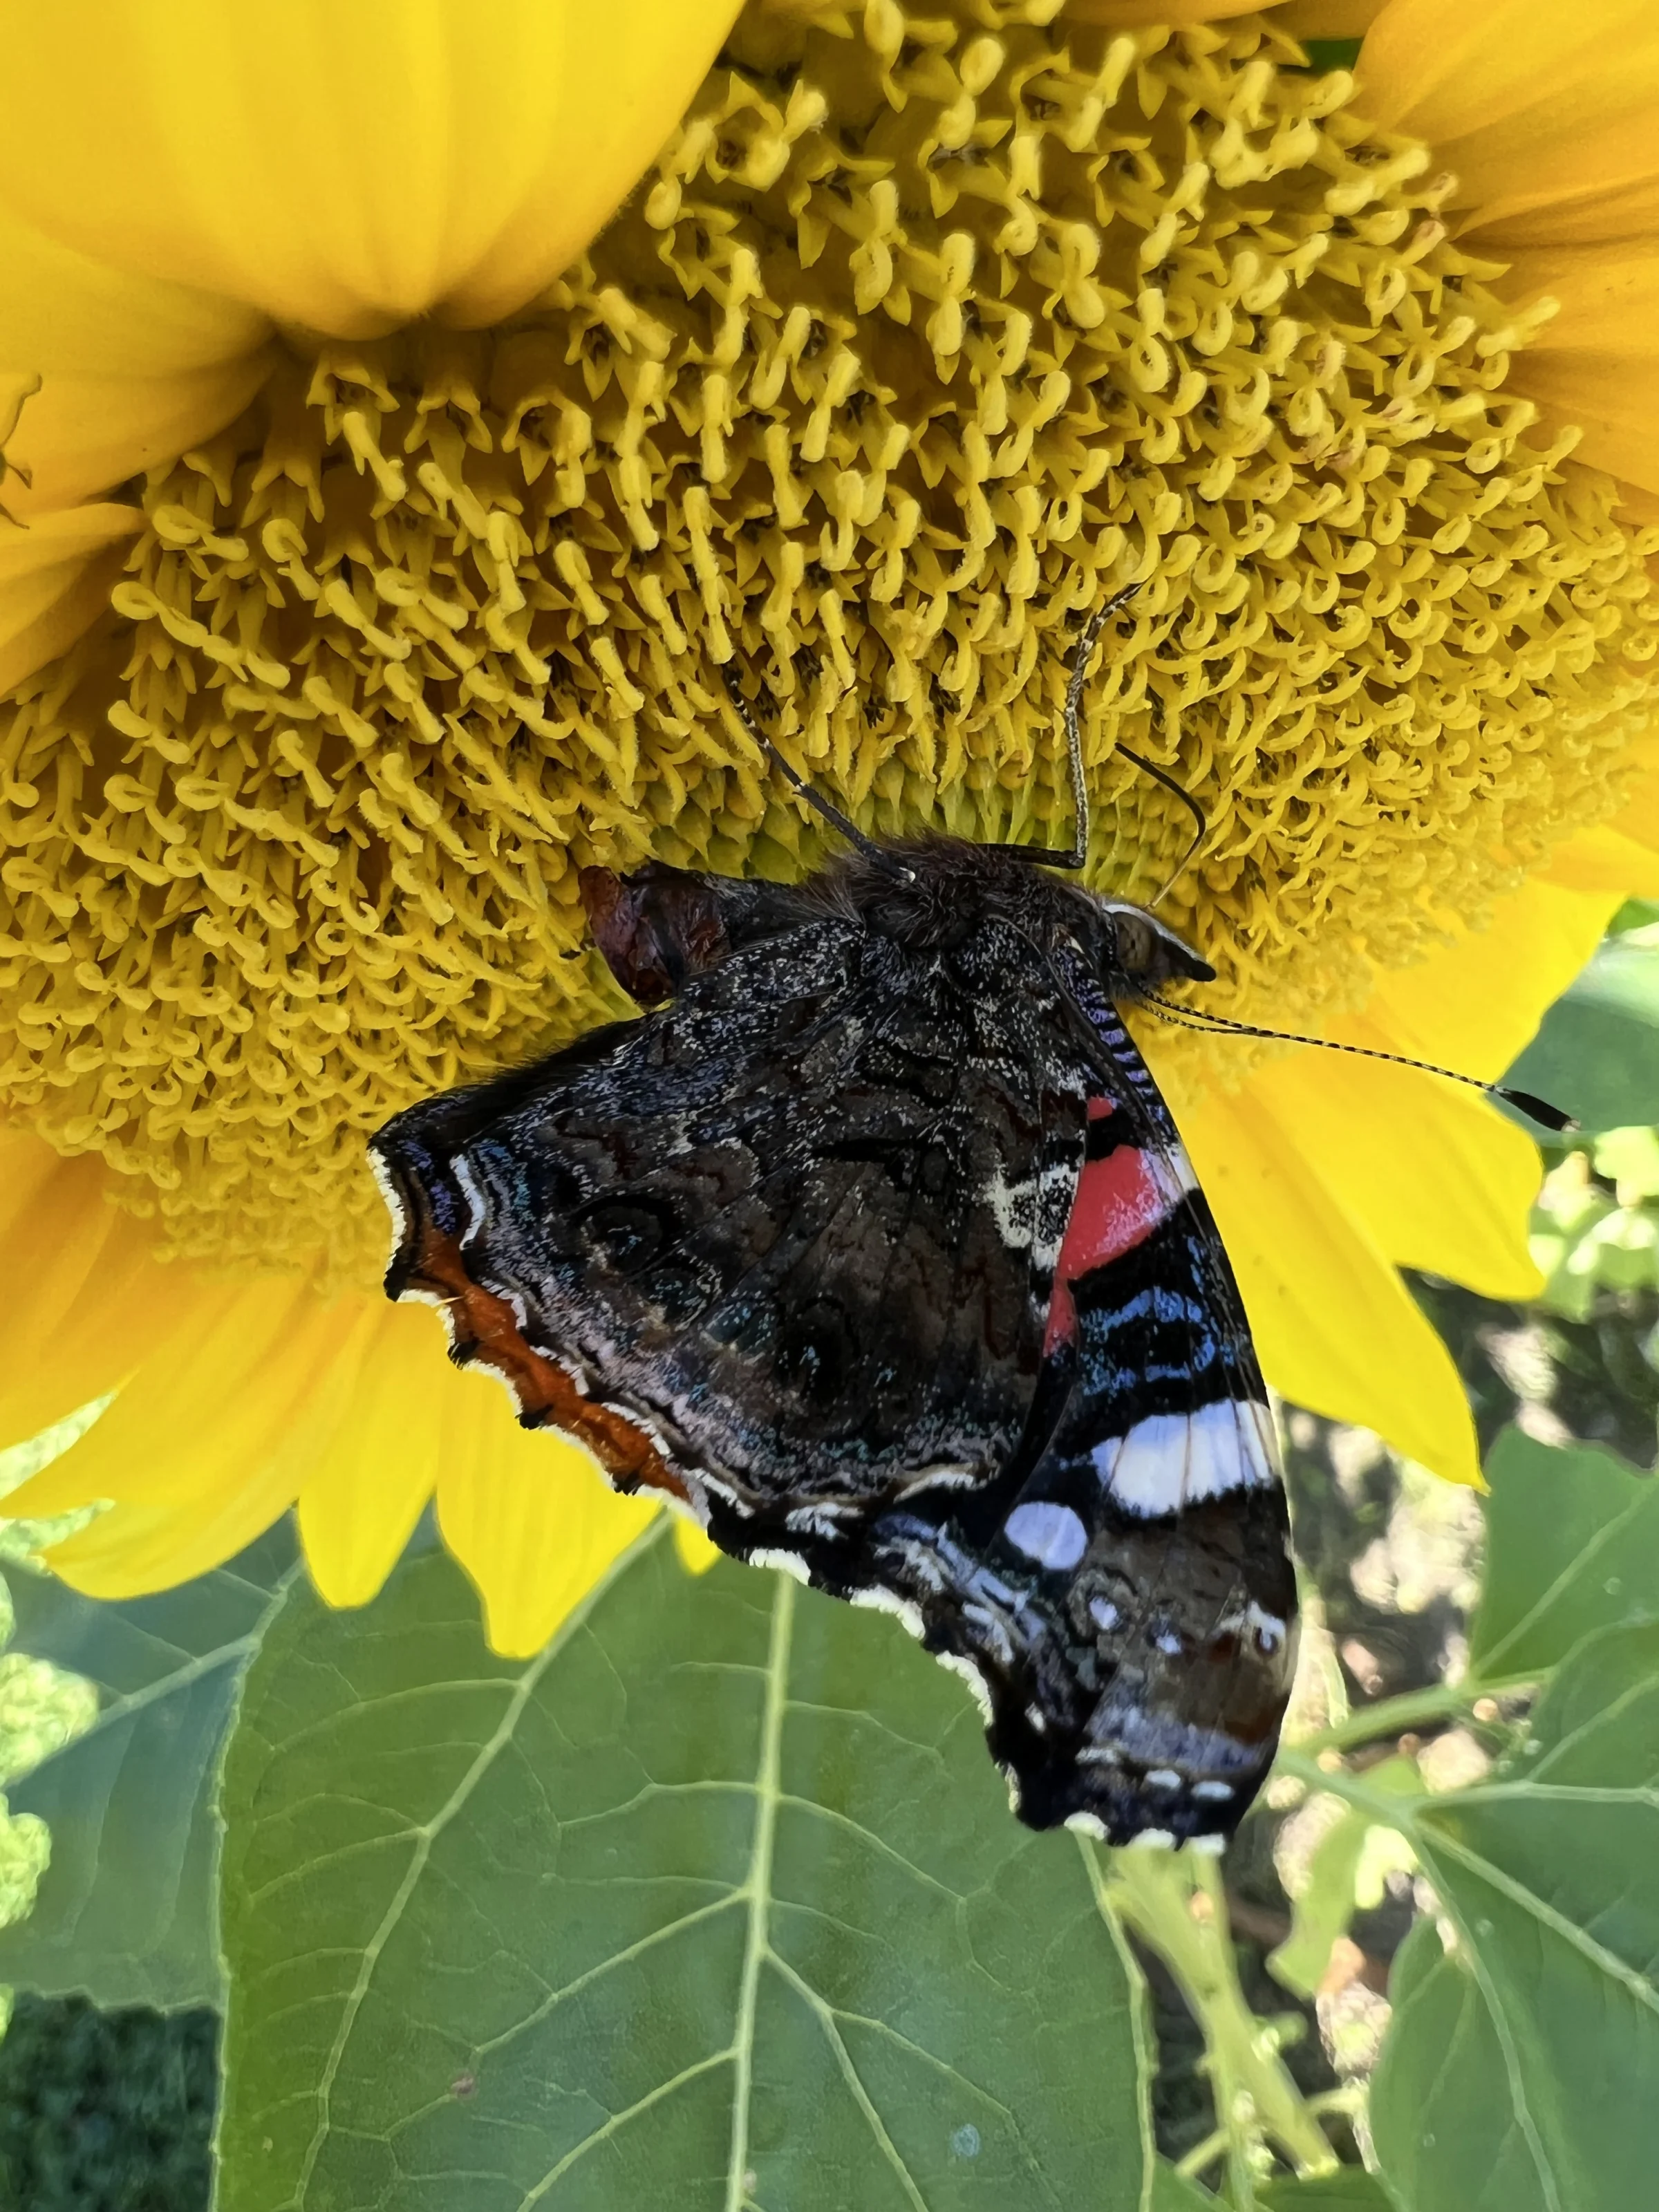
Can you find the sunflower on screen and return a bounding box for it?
[2,0,1657,1655]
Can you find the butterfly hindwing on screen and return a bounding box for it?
[809,952,1297,1844]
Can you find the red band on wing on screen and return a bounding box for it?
[1044,1104,1180,1353]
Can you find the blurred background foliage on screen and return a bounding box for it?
[0,909,1651,2209]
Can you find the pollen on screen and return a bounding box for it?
[2,0,1656,1280]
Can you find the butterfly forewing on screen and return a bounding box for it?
[371,838,1297,1844]
[375,872,1089,1503]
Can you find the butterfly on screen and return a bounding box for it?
[369,602,1300,1846]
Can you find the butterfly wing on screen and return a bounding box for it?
[374,850,1295,1844]
[779,947,1297,1844]
[371,884,1092,1521]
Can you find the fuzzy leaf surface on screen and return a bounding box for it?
[1370,1620,1659,2212]
[216,1529,1147,2211]
[0,1521,295,2009]
[1471,1428,1659,1684]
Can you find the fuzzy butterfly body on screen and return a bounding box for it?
[371,833,1298,1846]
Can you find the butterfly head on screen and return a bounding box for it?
[1094,899,1215,993]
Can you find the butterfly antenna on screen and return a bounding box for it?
[1120,744,1208,910]
[1138,993,1577,1133]
[991,582,1205,892]
[719,663,901,870]
[985,581,1145,871]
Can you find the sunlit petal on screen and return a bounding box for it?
[0,505,142,693]
[1069,2,1384,27]
[1491,247,1659,496]
[1179,1082,1482,1485]
[1358,0,1659,234]
[0,0,743,338]
[39,1488,303,1599]
[435,1381,657,1658]
[0,1131,180,1444]
[1351,877,1633,1083]
[1544,825,1659,898]
[673,1520,722,1577]
[1357,0,1659,490]
[1235,1057,1543,1300]
[0,196,270,513]
[293,1301,440,1609]
[6,1274,347,1522]
[1272,1,1387,32]
[1067,1,1290,24]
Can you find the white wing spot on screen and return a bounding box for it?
[1217,1598,1288,1654]
[1004,1500,1089,1571]
[1092,1398,1277,1518]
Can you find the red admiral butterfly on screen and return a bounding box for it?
[371,600,1302,1847]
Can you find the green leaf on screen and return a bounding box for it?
[1503,930,1659,1134]
[1369,1620,1659,2212]
[1470,1427,1659,1685]
[1259,2173,1394,2209]
[1150,2159,1394,2207]
[216,1528,1149,2212]
[1150,2160,1216,2209]
[0,1521,296,2010]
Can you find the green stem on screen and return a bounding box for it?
[1290,1671,1537,1757]
[1274,1748,1421,1828]
[1174,2125,1230,2183]
[1094,1846,1339,2200]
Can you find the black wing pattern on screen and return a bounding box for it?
[371,843,1297,1844]
[373,879,1091,1511]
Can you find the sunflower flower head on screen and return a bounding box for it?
[4,0,1659,1640]
[3,0,1653,1283]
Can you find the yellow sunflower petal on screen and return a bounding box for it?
[6,1274,343,1524]
[39,1470,305,1600]
[1068,1,1382,28]
[1178,1081,1481,1484]
[0,1132,179,1444]
[1358,0,1659,232]
[1356,0,1659,490]
[1065,1,1286,23]
[435,1379,657,1659]
[0,0,744,338]
[0,505,142,694]
[292,1301,439,1609]
[1351,875,1631,1083]
[0,197,270,513]
[1273,1,1387,32]
[1544,757,1659,890]
[1236,1056,1543,1300]
[673,1519,722,1576]
[1544,825,1659,898]
[1491,246,1659,496]
[1607,759,1659,854]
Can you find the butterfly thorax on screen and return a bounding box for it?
[587,833,1213,1012]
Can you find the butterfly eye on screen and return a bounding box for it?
[1112,912,1155,976]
